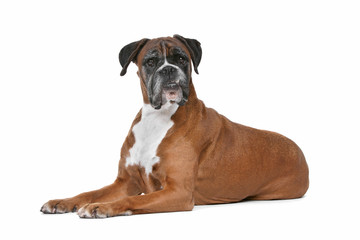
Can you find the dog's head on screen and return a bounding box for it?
[119,35,202,110]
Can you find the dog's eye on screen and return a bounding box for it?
[147,59,155,67]
[178,57,186,65]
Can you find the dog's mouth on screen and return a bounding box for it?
[165,90,179,101]
[148,77,188,110]
[162,83,183,104]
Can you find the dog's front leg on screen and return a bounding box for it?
[78,151,198,218]
[77,185,194,218]
[41,177,133,214]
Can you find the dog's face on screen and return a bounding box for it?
[140,40,189,109]
[119,35,202,110]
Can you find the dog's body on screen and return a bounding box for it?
[41,35,309,218]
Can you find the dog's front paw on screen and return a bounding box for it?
[78,203,132,219]
[40,199,80,214]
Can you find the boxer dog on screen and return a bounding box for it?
[41,35,309,218]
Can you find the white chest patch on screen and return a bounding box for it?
[125,102,179,175]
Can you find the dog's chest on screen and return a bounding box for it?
[125,103,178,176]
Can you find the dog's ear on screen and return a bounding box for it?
[173,34,202,74]
[119,38,149,76]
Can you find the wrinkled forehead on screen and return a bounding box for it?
[137,37,190,62]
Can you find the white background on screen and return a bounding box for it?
[1,0,359,239]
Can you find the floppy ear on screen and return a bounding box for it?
[173,34,202,74]
[119,38,149,76]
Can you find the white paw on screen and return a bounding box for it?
[40,199,78,214]
[40,202,54,214]
[77,203,132,219]
[77,205,99,218]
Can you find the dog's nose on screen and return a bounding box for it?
[160,66,176,75]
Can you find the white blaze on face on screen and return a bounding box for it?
[157,57,179,73]
[125,102,179,175]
